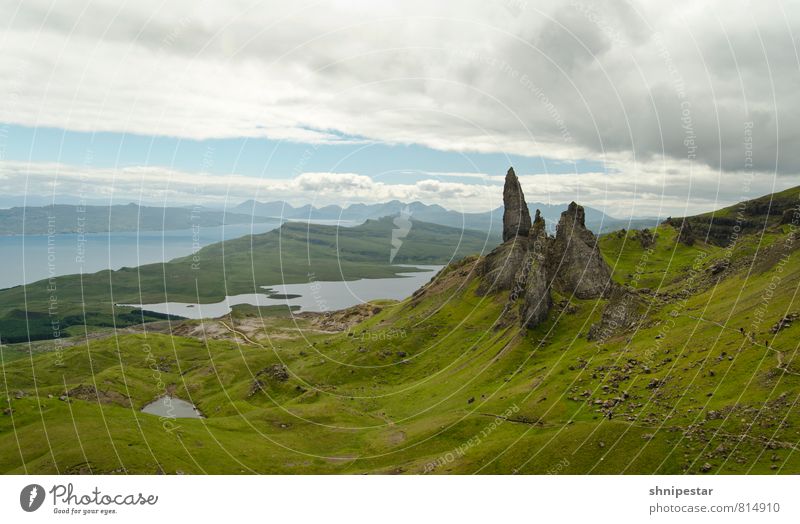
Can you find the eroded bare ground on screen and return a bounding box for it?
[122,301,390,346]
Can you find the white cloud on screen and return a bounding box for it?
[3,159,798,218]
[0,160,499,212]
[1,0,799,178]
[1,0,799,219]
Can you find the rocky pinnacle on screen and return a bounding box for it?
[502,167,531,242]
[551,201,612,299]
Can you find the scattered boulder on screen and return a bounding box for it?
[264,364,290,381]
[248,364,291,398]
[708,259,729,275]
[771,313,798,334]
[646,378,663,389]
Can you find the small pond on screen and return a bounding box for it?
[141,396,203,419]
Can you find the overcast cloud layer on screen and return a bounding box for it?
[1,0,799,215]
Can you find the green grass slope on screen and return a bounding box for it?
[2,209,799,474]
[673,185,800,246]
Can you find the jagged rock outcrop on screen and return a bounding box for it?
[476,237,529,296]
[247,364,290,398]
[477,169,616,329]
[520,211,552,327]
[665,217,695,246]
[676,219,695,246]
[637,228,655,249]
[587,286,645,341]
[502,167,531,242]
[477,168,533,296]
[529,209,547,243]
[550,202,613,299]
[780,207,799,225]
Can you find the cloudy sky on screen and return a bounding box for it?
[0,0,798,217]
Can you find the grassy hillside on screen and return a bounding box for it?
[672,185,800,246]
[1,204,799,474]
[0,218,491,343]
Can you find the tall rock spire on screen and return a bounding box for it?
[502,167,531,242]
[550,202,612,299]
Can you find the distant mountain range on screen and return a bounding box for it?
[1,199,661,237]
[235,199,661,235]
[0,203,277,235]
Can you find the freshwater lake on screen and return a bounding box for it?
[122,265,443,319]
[0,221,286,290]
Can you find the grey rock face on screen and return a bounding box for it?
[521,256,552,328]
[520,211,552,327]
[476,169,616,330]
[550,202,612,299]
[476,237,529,296]
[502,167,531,242]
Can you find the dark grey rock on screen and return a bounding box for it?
[781,207,799,225]
[521,257,551,328]
[476,237,529,295]
[248,364,290,398]
[520,212,552,328]
[665,217,695,245]
[502,167,531,242]
[637,228,654,248]
[550,202,613,299]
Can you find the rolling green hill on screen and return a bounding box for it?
[1,187,799,474]
[0,217,491,343]
[671,186,800,246]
